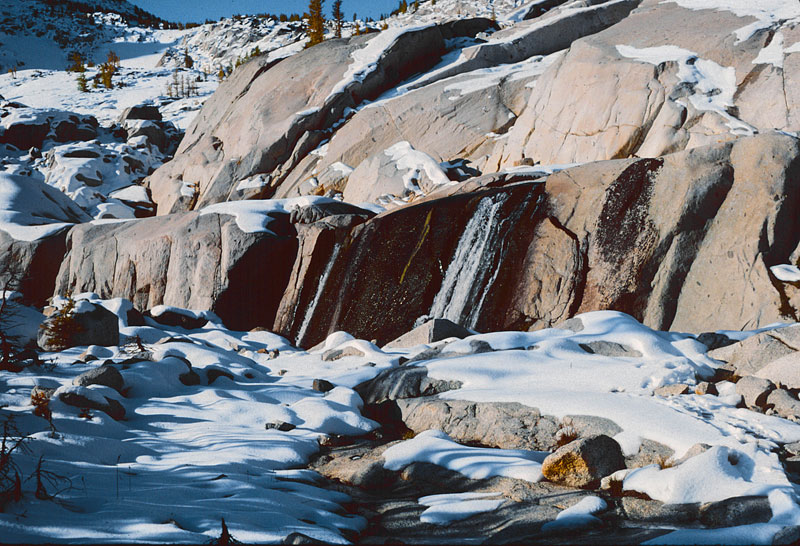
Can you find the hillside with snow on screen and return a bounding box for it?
[4,0,800,544]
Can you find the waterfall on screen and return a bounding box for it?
[296,243,341,345]
[429,192,511,329]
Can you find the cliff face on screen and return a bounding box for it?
[11,0,800,344]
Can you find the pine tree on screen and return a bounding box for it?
[306,0,325,48]
[76,73,88,92]
[332,0,343,38]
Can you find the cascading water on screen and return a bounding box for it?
[429,192,512,329]
[295,243,341,345]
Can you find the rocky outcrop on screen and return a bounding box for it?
[490,0,800,168]
[148,19,496,214]
[53,209,297,331]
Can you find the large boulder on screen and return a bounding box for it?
[148,20,496,214]
[541,435,625,488]
[53,205,298,331]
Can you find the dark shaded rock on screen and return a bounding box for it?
[206,367,235,385]
[145,308,208,329]
[73,363,124,393]
[312,379,335,393]
[289,202,375,224]
[58,389,125,420]
[119,104,162,122]
[621,497,700,523]
[697,332,737,350]
[355,366,462,405]
[541,435,625,488]
[699,496,772,528]
[266,421,296,432]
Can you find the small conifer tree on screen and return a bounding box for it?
[39,296,83,351]
[306,0,325,48]
[183,49,193,69]
[76,73,88,92]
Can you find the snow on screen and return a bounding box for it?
[771,264,800,282]
[663,0,800,42]
[541,495,607,532]
[328,24,435,99]
[384,141,452,194]
[0,172,87,241]
[383,430,548,482]
[616,44,755,135]
[753,31,785,68]
[198,196,340,235]
[418,492,505,525]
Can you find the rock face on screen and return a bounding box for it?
[53,209,297,331]
[148,20,496,214]
[490,0,800,169]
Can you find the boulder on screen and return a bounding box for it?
[766,389,800,420]
[57,386,125,420]
[708,325,800,377]
[119,104,162,122]
[355,367,462,405]
[541,435,625,488]
[620,498,699,523]
[73,363,124,393]
[383,318,473,349]
[124,120,181,154]
[735,376,775,409]
[396,397,560,451]
[53,208,297,331]
[579,340,642,358]
[342,142,453,204]
[321,346,365,361]
[312,379,334,393]
[698,496,773,528]
[0,102,98,149]
[654,384,690,397]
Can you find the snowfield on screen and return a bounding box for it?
[2,295,800,543]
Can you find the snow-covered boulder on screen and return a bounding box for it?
[0,101,98,150]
